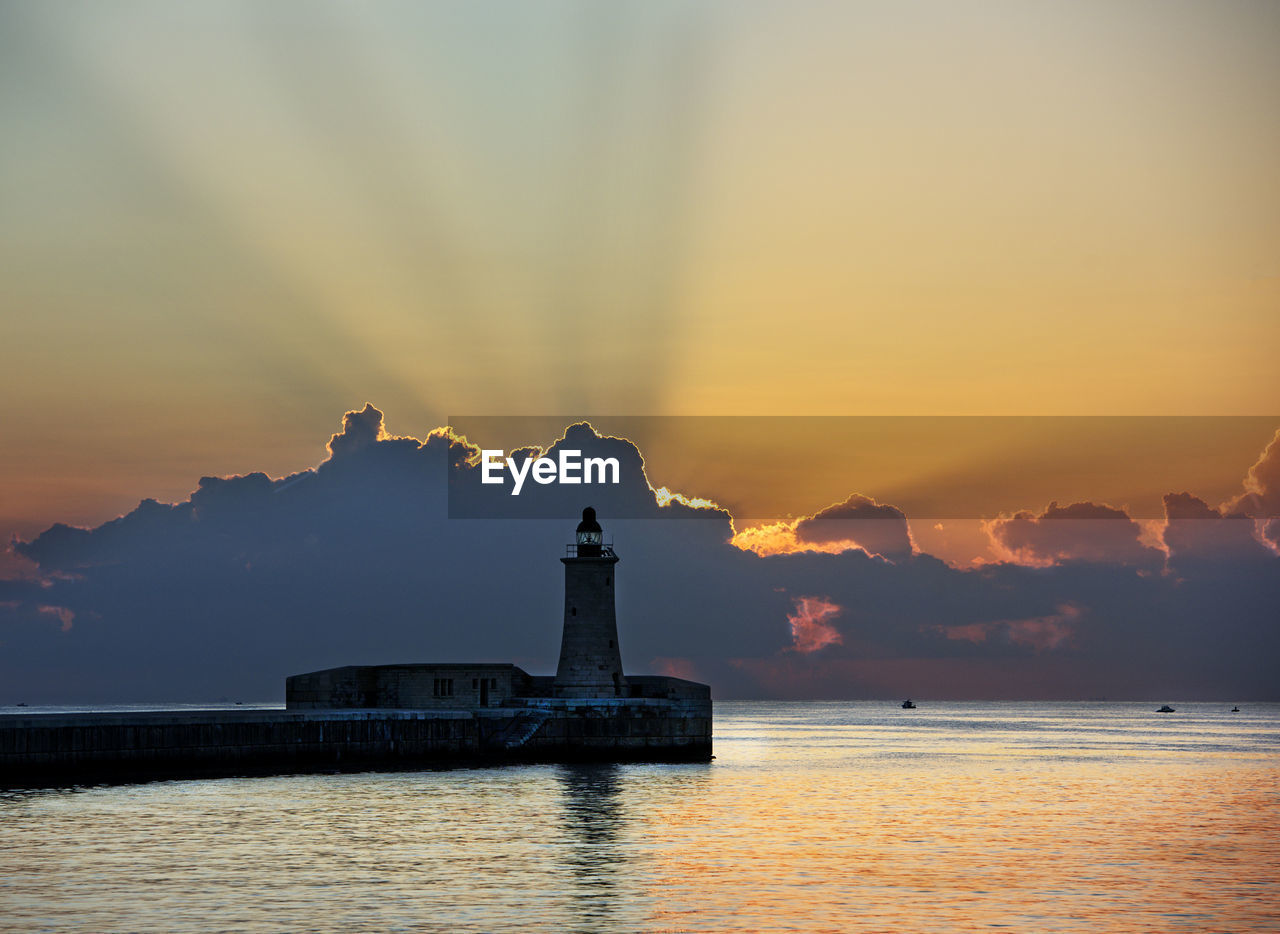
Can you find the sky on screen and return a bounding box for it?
[1,1,1277,699]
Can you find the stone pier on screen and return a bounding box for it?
[0,695,712,789]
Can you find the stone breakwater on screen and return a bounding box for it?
[0,698,712,789]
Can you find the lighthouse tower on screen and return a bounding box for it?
[554,507,627,698]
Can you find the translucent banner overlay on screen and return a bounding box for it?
[446,416,1279,521]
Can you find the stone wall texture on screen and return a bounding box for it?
[286,664,534,709]
[555,555,626,697]
[1,698,712,789]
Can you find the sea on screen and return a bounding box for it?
[2,700,1278,933]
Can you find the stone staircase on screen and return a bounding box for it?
[501,711,550,750]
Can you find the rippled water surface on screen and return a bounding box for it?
[3,701,1278,932]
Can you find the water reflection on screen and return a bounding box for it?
[556,764,626,931]
[0,704,1274,933]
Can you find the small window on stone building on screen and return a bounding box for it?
[490,678,497,688]
[571,607,577,616]
[472,678,478,689]
[433,678,454,697]
[606,577,610,586]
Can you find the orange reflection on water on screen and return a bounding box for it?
[0,701,1275,932]
[642,704,1280,933]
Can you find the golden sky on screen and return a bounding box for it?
[2,0,1278,538]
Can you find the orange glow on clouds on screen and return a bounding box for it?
[786,596,843,654]
[650,656,700,681]
[731,519,874,558]
[932,603,1082,652]
[36,605,75,632]
[730,499,912,562]
[650,486,725,514]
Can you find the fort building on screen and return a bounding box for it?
[2,509,712,787]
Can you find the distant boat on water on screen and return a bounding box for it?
[1156,705,1175,713]
[14,703,27,707]
[1231,706,1240,712]
[901,699,916,709]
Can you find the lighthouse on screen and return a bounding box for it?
[554,507,627,697]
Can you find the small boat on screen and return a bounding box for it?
[15,702,27,707]
[901,699,916,709]
[1156,705,1175,713]
[1231,706,1240,712]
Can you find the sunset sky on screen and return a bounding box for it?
[4,0,1279,532]
[1,2,1277,700]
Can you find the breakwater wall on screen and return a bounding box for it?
[0,699,712,789]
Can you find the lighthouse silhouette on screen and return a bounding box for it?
[554,507,627,697]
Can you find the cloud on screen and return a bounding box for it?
[1223,429,1280,519]
[985,501,1164,568]
[650,656,701,681]
[794,494,914,559]
[932,603,1080,652]
[1221,429,1280,551]
[2,406,1277,702]
[446,420,735,527]
[731,494,913,561]
[327,402,388,457]
[729,520,808,556]
[1265,518,1280,552]
[786,596,843,653]
[1161,492,1270,565]
[36,605,75,631]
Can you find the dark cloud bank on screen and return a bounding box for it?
[2,407,1277,702]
